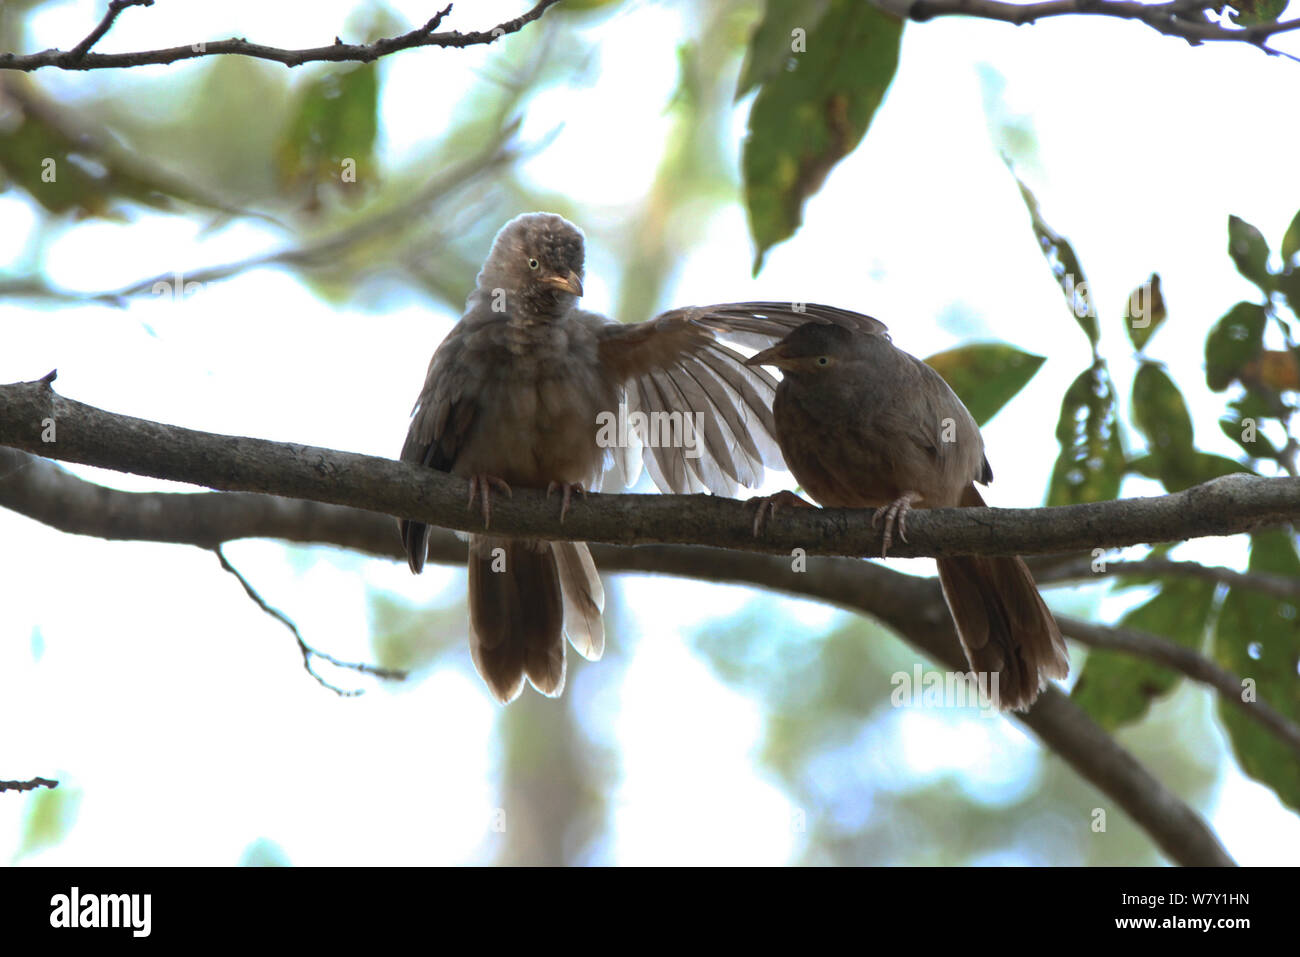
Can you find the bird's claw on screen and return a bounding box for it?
[467,474,513,529]
[871,492,922,558]
[746,490,814,537]
[546,481,586,523]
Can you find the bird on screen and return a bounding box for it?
[744,320,1069,711]
[399,211,872,703]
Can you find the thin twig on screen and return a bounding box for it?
[1034,554,1300,602]
[1,1,564,73]
[66,0,155,61]
[215,545,406,696]
[872,0,1300,59]
[0,777,59,793]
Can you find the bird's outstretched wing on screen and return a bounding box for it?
[681,301,890,348]
[597,301,888,495]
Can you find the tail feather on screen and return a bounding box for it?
[937,554,1068,711]
[468,535,565,703]
[553,541,605,660]
[400,518,430,574]
[938,485,1067,711]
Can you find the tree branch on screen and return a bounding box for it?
[0,445,1243,865]
[0,777,59,793]
[0,1,564,73]
[1035,554,1300,602]
[1,374,1297,561]
[872,0,1300,58]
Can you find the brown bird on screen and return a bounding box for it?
[746,320,1068,711]
[399,212,863,702]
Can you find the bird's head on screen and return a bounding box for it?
[478,212,585,317]
[745,320,861,378]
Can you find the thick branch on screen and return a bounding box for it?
[1,374,1298,562]
[0,446,1239,866]
[0,1,562,73]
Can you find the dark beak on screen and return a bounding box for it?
[543,270,583,297]
[745,343,792,369]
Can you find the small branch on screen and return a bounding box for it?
[1060,616,1300,759]
[1035,554,1300,602]
[1,1,564,73]
[872,0,1300,57]
[214,545,406,696]
[0,777,59,793]
[66,0,154,61]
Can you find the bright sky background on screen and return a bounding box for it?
[2,0,1299,864]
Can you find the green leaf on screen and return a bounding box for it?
[1213,528,1300,813]
[1071,577,1216,730]
[1205,301,1267,391]
[1130,362,1197,490]
[1225,0,1288,25]
[1012,171,1098,348]
[1220,392,1282,460]
[736,0,832,99]
[277,65,379,195]
[1124,273,1166,352]
[16,785,81,861]
[1282,208,1300,266]
[1280,266,1300,315]
[1048,362,1126,506]
[1127,451,1249,485]
[923,342,1045,427]
[1227,214,1273,292]
[743,0,902,273]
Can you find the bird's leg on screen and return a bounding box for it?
[467,474,513,529]
[546,481,586,523]
[871,491,923,558]
[746,489,815,537]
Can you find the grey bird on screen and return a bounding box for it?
[745,320,1069,711]
[399,212,867,703]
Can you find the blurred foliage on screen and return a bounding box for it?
[5,0,1300,867]
[14,783,80,862]
[239,837,291,866]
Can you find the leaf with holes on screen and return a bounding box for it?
[1213,528,1300,813]
[1048,363,1125,506]
[1012,172,1098,347]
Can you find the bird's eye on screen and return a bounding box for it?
[817,356,830,366]
[528,258,540,270]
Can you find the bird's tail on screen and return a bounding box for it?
[934,486,1069,711]
[467,536,604,703]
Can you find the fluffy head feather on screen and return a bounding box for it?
[476,212,586,318]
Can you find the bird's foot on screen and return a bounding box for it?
[871,492,923,558]
[746,490,815,537]
[546,481,587,523]
[467,474,513,529]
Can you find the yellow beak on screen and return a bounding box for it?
[745,343,793,369]
[543,270,584,297]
